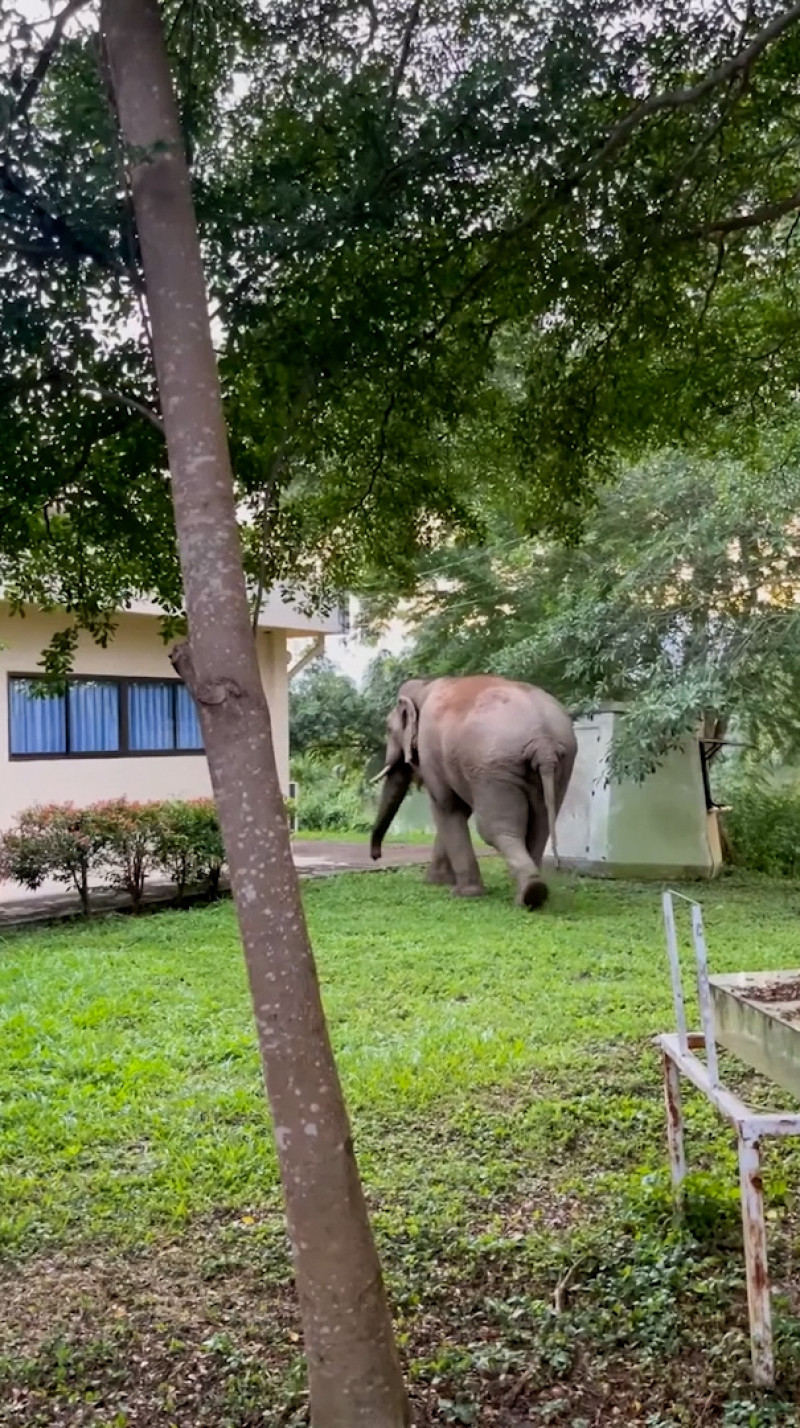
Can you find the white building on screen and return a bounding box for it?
[0,590,346,833]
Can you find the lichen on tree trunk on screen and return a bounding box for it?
[99,2,410,1422]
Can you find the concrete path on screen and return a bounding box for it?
[0,840,457,932]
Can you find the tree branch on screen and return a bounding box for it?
[3,0,93,139]
[93,385,164,432]
[8,365,163,433]
[692,186,800,237]
[697,239,726,326]
[389,0,422,110]
[429,4,800,334]
[0,160,128,274]
[357,387,399,513]
[591,1,800,170]
[669,72,749,196]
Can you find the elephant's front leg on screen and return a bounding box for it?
[425,832,457,886]
[430,800,485,898]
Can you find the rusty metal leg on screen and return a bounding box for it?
[662,1051,686,1200]
[737,1132,774,1387]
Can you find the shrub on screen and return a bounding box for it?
[0,798,226,916]
[0,804,110,915]
[0,795,297,914]
[291,754,374,833]
[720,774,800,878]
[149,800,200,902]
[152,798,226,900]
[190,799,226,897]
[91,800,162,911]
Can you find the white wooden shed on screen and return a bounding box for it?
[556,705,722,880]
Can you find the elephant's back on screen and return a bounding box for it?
[426,675,569,724]
[423,675,575,770]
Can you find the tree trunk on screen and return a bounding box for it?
[100,5,410,1425]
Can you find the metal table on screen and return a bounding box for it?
[657,891,800,1387]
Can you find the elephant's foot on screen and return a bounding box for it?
[452,882,486,899]
[425,865,457,886]
[518,876,549,910]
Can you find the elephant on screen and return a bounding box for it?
[369,674,577,909]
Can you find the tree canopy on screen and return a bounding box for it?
[6,0,800,660]
[366,447,800,775]
[289,659,370,756]
[289,651,416,760]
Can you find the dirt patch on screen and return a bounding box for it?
[736,976,800,1005]
[0,1238,291,1360]
[0,1218,774,1428]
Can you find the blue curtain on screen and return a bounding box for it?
[8,679,66,755]
[68,682,120,753]
[176,684,203,750]
[128,683,174,751]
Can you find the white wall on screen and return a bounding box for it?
[557,710,721,879]
[0,605,290,831]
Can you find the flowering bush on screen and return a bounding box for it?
[0,804,110,915]
[0,798,230,915]
[0,794,305,915]
[90,800,162,911]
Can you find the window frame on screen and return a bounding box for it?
[7,673,205,762]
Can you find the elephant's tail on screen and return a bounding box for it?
[538,763,560,869]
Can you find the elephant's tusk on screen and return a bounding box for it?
[369,764,392,784]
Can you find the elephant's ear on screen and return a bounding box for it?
[398,695,419,765]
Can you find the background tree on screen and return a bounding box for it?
[289,659,371,757]
[288,652,421,766]
[9,1,800,670]
[368,448,800,777]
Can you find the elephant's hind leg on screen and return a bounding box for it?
[474,786,548,910]
[425,832,457,886]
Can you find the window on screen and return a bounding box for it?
[7,676,203,760]
[127,680,203,752]
[69,682,119,754]
[128,682,174,751]
[9,679,67,755]
[9,678,119,757]
[175,684,203,750]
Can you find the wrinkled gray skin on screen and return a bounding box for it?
[370,674,577,909]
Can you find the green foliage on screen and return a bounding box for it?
[289,659,370,756]
[720,774,800,879]
[372,450,800,777]
[8,2,800,643]
[359,651,418,753]
[289,651,417,764]
[2,871,800,1418]
[291,754,374,833]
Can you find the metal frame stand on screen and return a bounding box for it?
[657,891,800,1388]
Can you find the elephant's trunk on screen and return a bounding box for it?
[370,763,413,860]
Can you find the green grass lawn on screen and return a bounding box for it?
[2,866,800,1426]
